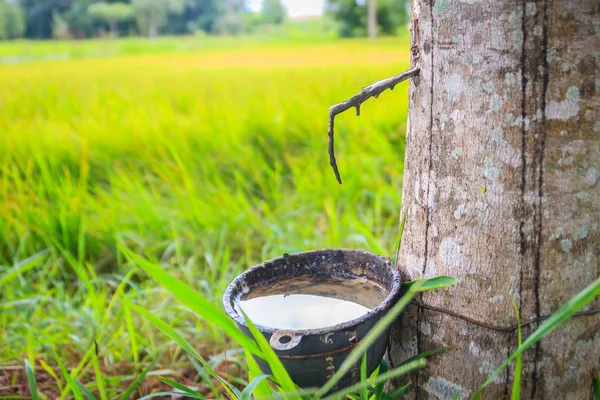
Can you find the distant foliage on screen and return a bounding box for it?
[63,0,95,38]
[12,0,254,39]
[213,0,255,35]
[52,10,69,39]
[89,2,133,36]
[166,0,224,35]
[21,0,70,39]
[131,0,183,38]
[261,0,285,25]
[214,10,246,35]
[327,0,409,38]
[0,0,408,41]
[0,0,25,40]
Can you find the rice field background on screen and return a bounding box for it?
[0,34,411,397]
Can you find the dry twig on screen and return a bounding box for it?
[328,67,420,184]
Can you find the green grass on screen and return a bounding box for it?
[128,239,454,399]
[0,35,411,397]
[1,33,598,400]
[0,34,333,62]
[0,19,399,63]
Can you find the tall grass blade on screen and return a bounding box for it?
[241,374,271,400]
[245,349,273,399]
[316,286,418,396]
[397,347,450,368]
[50,238,95,297]
[401,276,455,293]
[320,359,426,400]
[391,212,406,265]
[157,376,199,396]
[472,276,600,399]
[367,387,392,400]
[138,392,206,399]
[26,331,36,375]
[91,341,107,400]
[130,303,202,359]
[103,268,136,322]
[119,357,159,400]
[593,369,600,400]
[39,359,63,392]
[123,300,139,366]
[510,301,522,400]
[241,310,298,398]
[188,357,219,398]
[75,380,97,400]
[318,277,454,396]
[58,341,96,399]
[360,353,368,400]
[374,359,388,400]
[24,358,39,400]
[0,251,48,286]
[388,381,410,399]
[52,348,84,400]
[120,246,261,356]
[129,303,240,399]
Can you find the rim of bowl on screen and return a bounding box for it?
[222,248,402,336]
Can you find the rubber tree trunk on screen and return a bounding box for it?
[390,0,599,398]
[368,0,377,39]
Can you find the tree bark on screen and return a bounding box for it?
[390,0,599,399]
[148,21,158,39]
[109,21,117,37]
[368,0,377,39]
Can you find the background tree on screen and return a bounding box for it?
[261,0,285,25]
[213,0,250,35]
[0,0,25,40]
[214,10,243,35]
[20,0,56,38]
[131,0,183,38]
[19,0,93,39]
[367,0,375,39]
[51,10,69,38]
[15,0,338,39]
[390,0,599,397]
[62,0,94,38]
[326,0,408,38]
[165,0,224,35]
[376,0,406,36]
[326,0,364,37]
[89,2,132,36]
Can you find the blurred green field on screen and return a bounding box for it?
[0,36,410,397]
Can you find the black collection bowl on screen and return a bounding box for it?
[223,249,402,390]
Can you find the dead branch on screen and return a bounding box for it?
[328,67,420,184]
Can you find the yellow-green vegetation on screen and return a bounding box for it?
[0,36,410,396]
